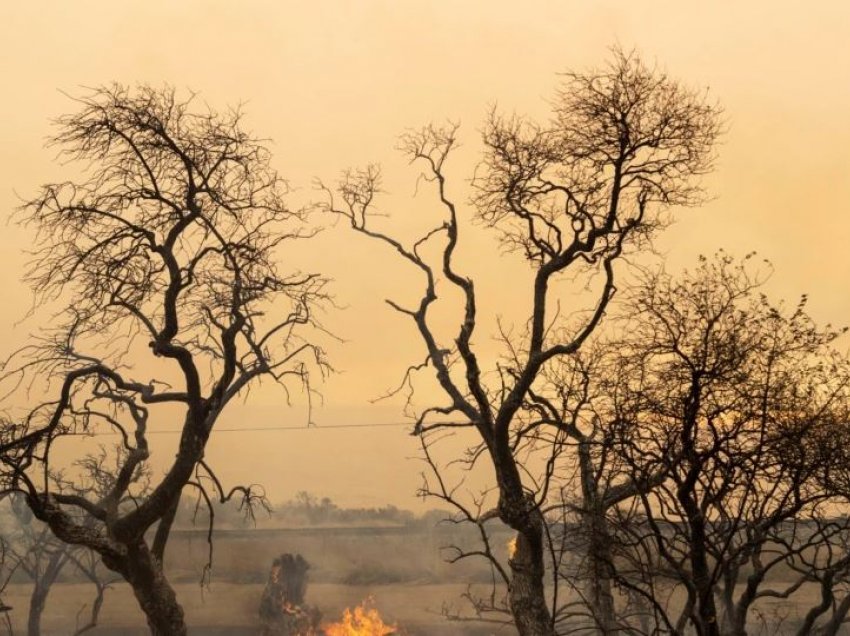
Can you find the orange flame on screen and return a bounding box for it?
[507,535,518,559]
[323,599,397,635]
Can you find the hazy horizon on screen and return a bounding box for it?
[1,1,849,511]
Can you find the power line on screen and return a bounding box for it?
[66,421,417,436]
[161,422,414,433]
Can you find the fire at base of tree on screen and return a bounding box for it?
[258,553,398,636]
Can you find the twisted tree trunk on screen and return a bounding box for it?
[508,516,555,636]
[497,456,554,636]
[108,542,186,636]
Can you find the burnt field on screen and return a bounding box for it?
[3,524,518,635]
[167,524,515,587]
[2,581,513,635]
[2,523,843,635]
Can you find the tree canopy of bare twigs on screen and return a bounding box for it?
[0,84,329,635]
[596,253,850,634]
[564,253,850,635]
[324,49,721,636]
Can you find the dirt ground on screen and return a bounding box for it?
[3,579,841,634]
[0,526,835,634]
[3,581,516,635]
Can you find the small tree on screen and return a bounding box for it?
[0,538,16,636]
[4,507,114,636]
[2,446,147,636]
[0,85,328,635]
[325,50,720,635]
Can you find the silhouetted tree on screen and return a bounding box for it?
[325,50,721,636]
[515,346,661,634]
[581,254,850,635]
[0,85,328,635]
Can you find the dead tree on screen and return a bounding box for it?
[0,85,329,635]
[519,350,664,635]
[11,512,74,636]
[0,539,16,636]
[324,49,720,636]
[590,253,850,635]
[259,553,320,635]
[3,447,140,636]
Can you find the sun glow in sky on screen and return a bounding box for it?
[1,1,848,509]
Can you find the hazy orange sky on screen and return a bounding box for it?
[1,2,849,509]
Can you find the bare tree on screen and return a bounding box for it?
[324,50,720,635]
[5,512,114,636]
[0,538,16,636]
[0,508,111,636]
[2,446,145,636]
[6,496,80,636]
[586,253,850,635]
[516,348,663,635]
[0,85,329,635]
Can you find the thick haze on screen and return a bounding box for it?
[1,2,848,509]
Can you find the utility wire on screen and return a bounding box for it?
[65,421,419,436]
[153,422,413,434]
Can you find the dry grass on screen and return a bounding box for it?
[2,581,514,635]
[0,527,835,634]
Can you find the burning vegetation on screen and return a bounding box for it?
[259,553,398,635]
[323,600,398,636]
[260,554,321,635]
